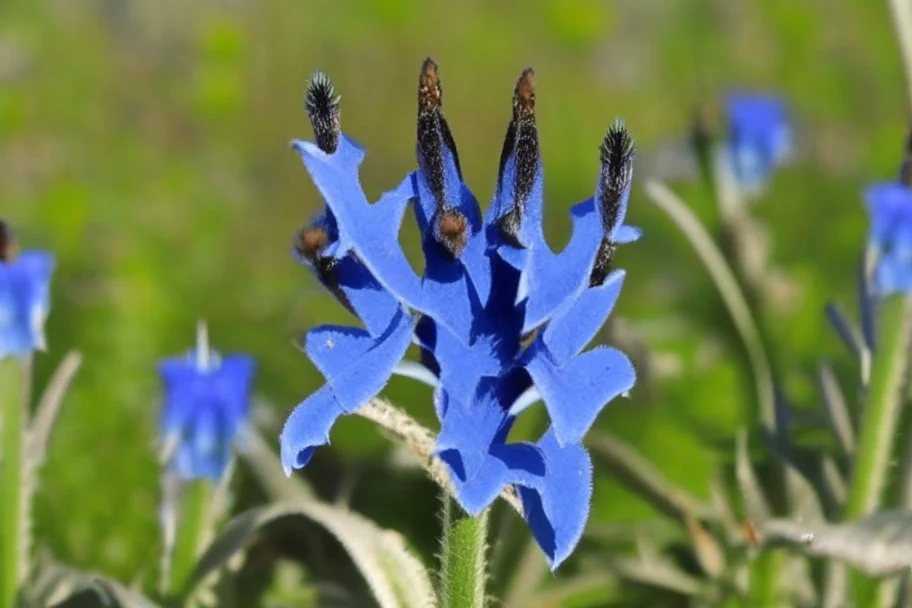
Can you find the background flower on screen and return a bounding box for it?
[159,323,256,481]
[0,220,54,359]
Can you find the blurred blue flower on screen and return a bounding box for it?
[159,323,256,481]
[865,182,912,295]
[0,221,54,359]
[280,61,638,568]
[721,93,792,195]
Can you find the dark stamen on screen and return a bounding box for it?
[0,221,12,262]
[305,71,341,153]
[417,58,468,259]
[496,68,540,248]
[598,119,635,235]
[589,238,616,287]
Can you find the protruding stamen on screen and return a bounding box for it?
[0,220,11,262]
[305,71,341,153]
[598,119,635,235]
[589,239,616,287]
[590,120,635,286]
[496,68,540,248]
[417,58,468,258]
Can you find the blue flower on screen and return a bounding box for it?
[159,323,256,481]
[865,182,912,295]
[279,61,638,568]
[0,221,54,359]
[721,93,792,195]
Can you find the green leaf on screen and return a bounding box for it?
[232,429,436,608]
[25,351,82,468]
[761,510,912,577]
[26,555,160,608]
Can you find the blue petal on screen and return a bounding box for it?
[304,309,414,412]
[865,182,912,246]
[158,359,198,439]
[524,344,635,446]
[518,428,593,570]
[419,244,480,342]
[541,269,625,366]
[725,94,792,192]
[212,355,256,427]
[612,224,643,245]
[519,198,603,333]
[435,384,510,482]
[0,250,55,357]
[332,257,403,337]
[419,322,501,408]
[157,352,255,480]
[294,137,426,307]
[279,385,345,474]
[442,441,545,516]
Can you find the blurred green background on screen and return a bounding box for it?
[2,0,909,601]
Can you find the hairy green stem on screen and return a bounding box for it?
[439,495,488,608]
[1,357,29,608]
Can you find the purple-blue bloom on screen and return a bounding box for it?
[280,61,638,568]
[0,221,54,359]
[159,323,256,481]
[722,93,792,195]
[865,182,912,295]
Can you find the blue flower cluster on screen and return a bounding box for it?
[0,221,54,359]
[864,146,912,295]
[279,60,639,568]
[722,93,792,195]
[158,323,256,481]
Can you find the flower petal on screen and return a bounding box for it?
[442,441,545,516]
[304,309,414,412]
[279,385,345,475]
[525,344,635,446]
[519,198,603,333]
[541,269,625,366]
[518,428,592,570]
[435,383,510,482]
[612,224,643,245]
[294,137,426,307]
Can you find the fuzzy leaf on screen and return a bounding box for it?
[27,556,160,608]
[761,510,912,576]
[234,429,436,608]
